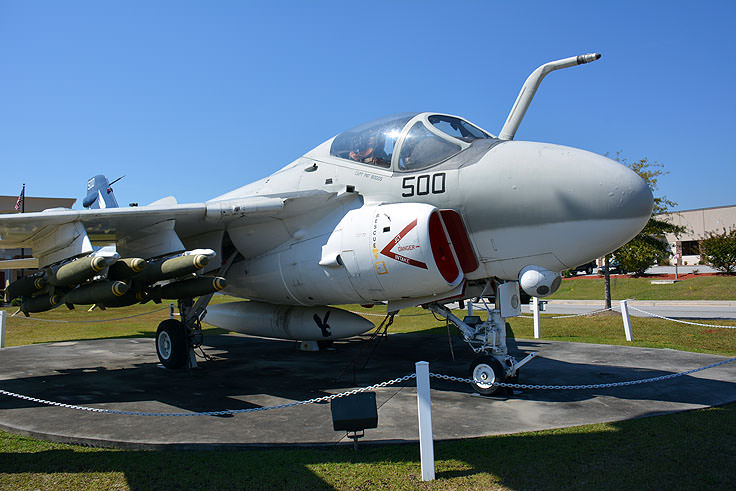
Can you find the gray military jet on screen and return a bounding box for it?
[0,54,652,394]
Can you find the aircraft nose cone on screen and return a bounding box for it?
[473,141,653,226]
[461,141,654,271]
[552,146,654,265]
[595,154,654,223]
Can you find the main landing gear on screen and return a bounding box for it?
[155,296,211,369]
[155,318,188,368]
[427,301,537,396]
[154,251,238,369]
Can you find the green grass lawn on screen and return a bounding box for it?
[550,274,736,300]
[0,296,232,347]
[1,404,734,490]
[347,305,736,356]
[6,300,735,355]
[1,292,736,489]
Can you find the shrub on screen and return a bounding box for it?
[700,229,736,273]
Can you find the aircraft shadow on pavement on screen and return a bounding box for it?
[1,331,734,415]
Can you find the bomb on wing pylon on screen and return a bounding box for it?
[63,280,130,306]
[151,276,227,300]
[133,254,211,284]
[107,258,147,281]
[6,275,47,300]
[20,294,63,315]
[99,289,150,308]
[47,256,111,287]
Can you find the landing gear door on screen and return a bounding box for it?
[498,281,522,318]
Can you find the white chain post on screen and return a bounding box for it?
[532,297,541,339]
[0,310,6,348]
[415,361,435,481]
[620,300,633,341]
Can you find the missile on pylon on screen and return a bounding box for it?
[20,294,63,315]
[133,254,211,284]
[204,301,375,341]
[150,276,227,300]
[47,256,112,287]
[6,275,47,300]
[107,258,147,280]
[63,280,130,306]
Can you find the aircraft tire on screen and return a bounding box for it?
[156,319,188,369]
[469,355,505,396]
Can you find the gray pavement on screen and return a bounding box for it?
[0,332,734,449]
[645,265,719,275]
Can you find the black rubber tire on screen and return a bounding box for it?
[156,319,188,369]
[468,355,506,396]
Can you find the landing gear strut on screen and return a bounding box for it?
[428,298,536,396]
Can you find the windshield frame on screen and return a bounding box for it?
[393,113,483,172]
[328,112,494,173]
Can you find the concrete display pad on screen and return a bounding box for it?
[0,332,734,449]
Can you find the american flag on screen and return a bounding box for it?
[14,185,24,212]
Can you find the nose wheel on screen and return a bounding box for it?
[469,355,506,396]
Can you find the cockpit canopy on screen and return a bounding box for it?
[329,112,493,171]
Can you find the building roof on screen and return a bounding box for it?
[657,203,736,215]
[0,195,76,214]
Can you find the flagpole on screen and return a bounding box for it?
[20,184,25,279]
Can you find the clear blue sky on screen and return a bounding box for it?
[2,1,734,211]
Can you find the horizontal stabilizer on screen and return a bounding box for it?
[149,196,178,206]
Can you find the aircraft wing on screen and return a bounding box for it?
[0,189,351,268]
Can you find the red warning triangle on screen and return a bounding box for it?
[380,219,428,270]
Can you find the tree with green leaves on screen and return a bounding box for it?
[700,228,736,273]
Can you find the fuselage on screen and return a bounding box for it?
[212,113,653,307]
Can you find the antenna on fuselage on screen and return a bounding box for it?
[498,53,601,141]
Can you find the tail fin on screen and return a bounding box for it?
[83,175,121,209]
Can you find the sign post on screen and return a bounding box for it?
[0,310,6,348]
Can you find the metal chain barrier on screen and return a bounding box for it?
[628,306,736,329]
[431,356,736,390]
[0,374,417,417]
[3,356,735,416]
[7,306,171,324]
[518,307,614,320]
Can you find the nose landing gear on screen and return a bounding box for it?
[427,299,536,396]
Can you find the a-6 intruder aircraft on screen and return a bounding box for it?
[0,54,653,395]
